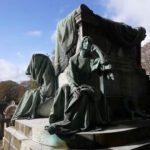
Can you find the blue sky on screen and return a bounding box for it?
[0,0,106,63]
[0,0,150,82]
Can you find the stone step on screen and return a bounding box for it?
[14,119,68,148]
[110,140,150,150]
[3,119,68,149]
[4,125,68,150]
[15,118,49,139]
[11,118,150,149]
[21,139,68,150]
[4,131,66,150]
[0,140,3,150]
[66,119,150,149]
[20,140,150,150]
[4,127,28,150]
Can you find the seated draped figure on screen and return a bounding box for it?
[46,36,113,135]
[11,54,56,124]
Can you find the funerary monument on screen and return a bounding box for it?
[3,4,150,149]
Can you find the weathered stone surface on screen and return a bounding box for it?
[3,138,9,150]
[4,127,28,150]
[74,4,150,122]
[0,140,3,150]
[110,140,150,150]
[4,118,150,149]
[21,140,42,150]
[4,119,69,150]
[15,119,49,140]
[141,42,150,75]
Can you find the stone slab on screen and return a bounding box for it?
[6,118,150,149]
[15,119,68,148]
[110,140,150,150]
[4,127,28,150]
[0,140,3,150]
[15,119,49,139]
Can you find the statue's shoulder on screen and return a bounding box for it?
[69,54,80,63]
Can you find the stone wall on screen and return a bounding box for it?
[141,42,150,76]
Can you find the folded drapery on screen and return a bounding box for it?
[54,10,78,76]
[11,54,56,123]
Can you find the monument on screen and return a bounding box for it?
[3,4,150,149]
[73,4,150,122]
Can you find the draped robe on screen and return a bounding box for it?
[12,54,56,122]
[48,53,107,134]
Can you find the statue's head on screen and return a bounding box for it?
[80,36,93,57]
[26,54,49,84]
[81,36,92,50]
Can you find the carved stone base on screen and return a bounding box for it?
[3,118,150,149]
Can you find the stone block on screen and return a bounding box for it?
[94,119,150,147]
[15,121,19,131]
[4,129,11,142]
[20,124,25,134]
[41,144,68,150]
[13,136,21,150]
[3,138,9,150]
[4,118,150,149]
[25,126,32,138]
[4,126,28,150]
[21,140,42,150]
[15,119,49,142]
[110,140,150,150]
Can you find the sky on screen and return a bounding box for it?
[0,0,150,83]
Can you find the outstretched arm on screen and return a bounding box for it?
[90,44,106,72]
[91,44,114,80]
[92,44,105,64]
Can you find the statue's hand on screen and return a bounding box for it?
[80,85,95,94]
[72,87,80,96]
[106,73,115,80]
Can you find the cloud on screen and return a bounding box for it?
[50,30,57,44]
[0,59,29,83]
[101,0,150,44]
[27,30,43,37]
[17,51,24,58]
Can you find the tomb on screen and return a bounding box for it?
[3,4,150,149]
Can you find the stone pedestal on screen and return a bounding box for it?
[3,118,68,150]
[75,4,150,122]
[3,118,150,149]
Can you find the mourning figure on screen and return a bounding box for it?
[11,54,56,123]
[47,36,112,135]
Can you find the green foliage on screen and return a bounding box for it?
[0,79,39,104]
[0,80,26,103]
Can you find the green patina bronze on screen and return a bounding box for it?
[47,36,113,134]
[11,54,56,122]
[54,10,78,76]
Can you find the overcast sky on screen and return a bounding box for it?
[0,0,150,82]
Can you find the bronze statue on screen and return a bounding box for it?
[47,36,112,134]
[11,54,56,124]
